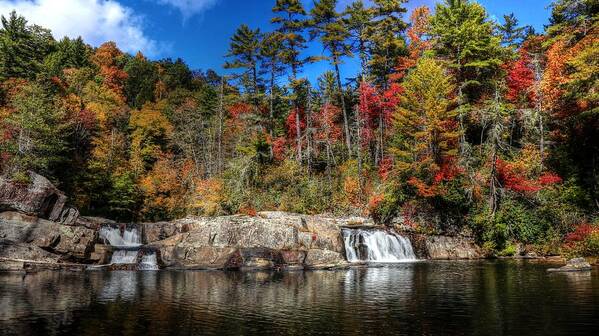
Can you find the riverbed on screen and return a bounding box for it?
[1,260,598,335]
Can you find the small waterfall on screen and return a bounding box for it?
[110,250,139,264]
[99,225,158,271]
[343,228,417,263]
[99,226,142,247]
[138,253,159,271]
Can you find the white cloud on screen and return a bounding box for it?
[154,0,217,20]
[0,0,165,57]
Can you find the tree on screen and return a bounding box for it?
[498,13,529,49]
[0,11,54,81]
[430,0,503,101]
[43,36,92,78]
[310,0,353,157]
[392,58,459,197]
[225,24,262,97]
[272,0,310,162]
[259,32,286,159]
[124,52,158,109]
[2,82,68,177]
[367,0,408,86]
[343,0,373,79]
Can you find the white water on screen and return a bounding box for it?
[99,227,142,247]
[138,253,159,271]
[99,225,159,270]
[110,250,139,264]
[343,229,417,263]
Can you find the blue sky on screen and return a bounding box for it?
[0,0,553,83]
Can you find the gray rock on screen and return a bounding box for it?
[0,172,68,221]
[548,258,592,272]
[0,211,96,260]
[149,213,349,269]
[409,234,484,259]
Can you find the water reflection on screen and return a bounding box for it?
[1,260,598,336]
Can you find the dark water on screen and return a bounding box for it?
[1,260,598,336]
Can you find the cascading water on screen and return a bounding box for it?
[342,228,417,263]
[99,226,142,248]
[99,226,158,270]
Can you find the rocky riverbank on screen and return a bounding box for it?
[1,172,487,272]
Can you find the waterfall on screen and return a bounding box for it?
[110,250,139,264]
[99,225,158,270]
[343,228,417,263]
[99,226,142,247]
[138,253,159,271]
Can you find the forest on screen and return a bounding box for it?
[0,0,597,256]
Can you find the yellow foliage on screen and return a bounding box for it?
[193,178,226,216]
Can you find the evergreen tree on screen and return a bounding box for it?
[343,0,373,79]
[367,0,409,86]
[498,13,529,49]
[225,24,262,96]
[392,58,459,195]
[430,0,503,101]
[272,0,310,162]
[310,0,353,156]
[0,11,54,81]
[259,32,286,159]
[124,52,158,109]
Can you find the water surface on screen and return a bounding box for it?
[1,260,598,335]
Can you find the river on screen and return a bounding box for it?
[1,260,598,335]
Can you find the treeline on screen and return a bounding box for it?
[0,0,597,255]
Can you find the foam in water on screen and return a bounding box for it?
[343,228,417,263]
[111,250,139,264]
[99,227,142,247]
[138,253,159,271]
[99,225,159,270]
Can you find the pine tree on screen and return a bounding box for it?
[498,13,529,49]
[272,0,310,162]
[430,0,503,101]
[225,24,262,97]
[343,0,373,79]
[259,32,286,159]
[310,0,353,157]
[367,0,408,86]
[0,11,54,81]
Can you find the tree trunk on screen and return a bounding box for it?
[334,57,352,157]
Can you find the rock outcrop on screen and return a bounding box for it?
[408,234,484,259]
[146,212,360,270]
[547,258,592,272]
[0,211,96,260]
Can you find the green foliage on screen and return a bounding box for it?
[0,11,55,81]
[430,0,503,100]
[2,82,68,176]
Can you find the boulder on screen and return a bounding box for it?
[548,258,592,272]
[0,211,96,260]
[304,249,347,269]
[409,234,484,259]
[0,172,68,221]
[149,213,351,269]
[0,239,60,263]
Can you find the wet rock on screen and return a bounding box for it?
[0,172,68,221]
[548,258,592,272]
[0,212,96,260]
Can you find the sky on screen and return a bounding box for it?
[0,0,553,83]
